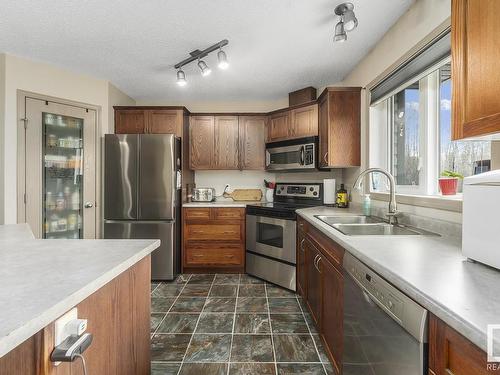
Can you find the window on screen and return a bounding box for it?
[370,60,491,196]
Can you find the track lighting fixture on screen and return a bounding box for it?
[197,59,211,76]
[334,2,358,42]
[173,39,229,86]
[176,68,187,86]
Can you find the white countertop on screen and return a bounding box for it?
[0,223,34,240]
[296,206,500,352]
[0,227,159,358]
[183,200,264,208]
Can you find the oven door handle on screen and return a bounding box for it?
[299,145,305,165]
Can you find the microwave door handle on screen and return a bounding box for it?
[300,146,305,165]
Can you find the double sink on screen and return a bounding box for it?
[314,215,438,236]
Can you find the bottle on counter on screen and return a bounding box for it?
[336,184,349,208]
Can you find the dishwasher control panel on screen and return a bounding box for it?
[343,252,428,343]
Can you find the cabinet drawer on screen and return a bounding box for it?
[185,244,243,265]
[185,224,241,241]
[184,208,211,220]
[213,208,244,220]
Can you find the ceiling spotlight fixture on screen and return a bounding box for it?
[173,39,229,86]
[334,2,358,42]
[217,48,229,70]
[176,68,187,86]
[197,59,211,76]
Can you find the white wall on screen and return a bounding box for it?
[0,53,135,224]
[136,99,289,113]
[107,82,135,133]
[0,54,6,224]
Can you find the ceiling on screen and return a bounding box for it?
[0,0,414,104]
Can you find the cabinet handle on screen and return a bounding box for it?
[314,256,322,273]
[323,151,328,164]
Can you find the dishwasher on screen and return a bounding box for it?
[342,253,428,375]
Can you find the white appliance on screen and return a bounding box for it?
[462,170,500,270]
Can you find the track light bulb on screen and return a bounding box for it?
[343,9,358,32]
[176,68,187,86]
[198,59,211,76]
[334,20,347,42]
[217,49,229,70]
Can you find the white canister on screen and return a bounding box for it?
[265,188,274,202]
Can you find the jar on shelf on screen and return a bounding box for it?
[56,192,66,211]
[58,218,67,232]
[46,192,56,210]
[49,214,59,233]
[68,213,77,230]
[47,134,57,148]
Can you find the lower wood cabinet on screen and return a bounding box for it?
[297,217,344,373]
[183,207,245,273]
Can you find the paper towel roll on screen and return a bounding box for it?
[324,179,336,204]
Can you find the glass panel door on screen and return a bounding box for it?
[43,113,84,239]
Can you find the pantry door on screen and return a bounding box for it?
[23,97,96,239]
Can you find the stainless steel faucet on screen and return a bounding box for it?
[353,168,400,224]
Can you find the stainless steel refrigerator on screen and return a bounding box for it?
[103,134,181,280]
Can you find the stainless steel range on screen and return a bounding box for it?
[246,183,323,290]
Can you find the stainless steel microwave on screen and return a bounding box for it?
[265,137,317,171]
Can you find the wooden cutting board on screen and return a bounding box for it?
[223,189,263,201]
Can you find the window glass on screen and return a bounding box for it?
[439,63,490,192]
[392,82,420,187]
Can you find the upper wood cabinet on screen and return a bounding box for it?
[239,116,266,170]
[267,103,318,142]
[114,107,184,136]
[189,116,215,170]
[189,115,265,170]
[452,0,500,139]
[318,87,361,168]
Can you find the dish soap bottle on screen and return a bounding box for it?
[336,184,349,208]
[363,194,371,216]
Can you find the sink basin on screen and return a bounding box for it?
[314,215,384,225]
[314,215,438,236]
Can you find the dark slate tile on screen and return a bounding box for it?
[268,298,301,314]
[303,310,318,334]
[214,274,241,284]
[238,284,266,297]
[151,282,159,293]
[184,334,232,362]
[312,334,330,363]
[229,363,276,375]
[236,297,268,313]
[203,297,236,312]
[209,284,238,297]
[188,274,215,284]
[273,334,320,363]
[151,334,191,361]
[234,313,270,334]
[151,362,182,375]
[240,274,265,284]
[157,313,199,333]
[174,274,192,283]
[196,313,234,334]
[179,362,228,375]
[277,363,326,375]
[180,284,211,297]
[151,297,176,313]
[170,297,206,313]
[153,283,185,297]
[151,313,165,333]
[271,314,309,333]
[230,334,274,362]
[266,284,296,298]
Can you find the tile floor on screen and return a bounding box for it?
[150,274,334,375]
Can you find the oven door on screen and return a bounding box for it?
[265,143,315,171]
[246,214,296,264]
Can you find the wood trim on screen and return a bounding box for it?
[266,100,319,116]
[114,105,190,113]
[463,113,500,139]
[190,112,267,116]
[451,0,466,140]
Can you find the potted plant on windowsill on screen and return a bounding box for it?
[439,170,464,195]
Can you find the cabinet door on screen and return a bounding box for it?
[268,111,290,141]
[239,116,266,170]
[297,230,307,298]
[189,116,215,169]
[290,104,318,139]
[452,0,500,139]
[148,109,181,135]
[115,109,147,134]
[320,256,343,374]
[214,116,240,169]
[305,239,322,326]
[318,95,330,168]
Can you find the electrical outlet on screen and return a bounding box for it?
[54,308,77,366]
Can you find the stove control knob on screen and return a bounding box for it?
[313,191,318,196]
[309,187,314,191]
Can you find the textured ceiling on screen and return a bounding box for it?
[0,0,414,103]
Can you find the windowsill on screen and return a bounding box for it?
[370,191,463,212]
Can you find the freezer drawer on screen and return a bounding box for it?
[104,221,179,280]
[246,252,296,291]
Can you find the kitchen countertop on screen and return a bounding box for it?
[183,200,264,208]
[296,206,500,352]
[0,228,159,358]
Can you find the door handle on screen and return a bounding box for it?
[84,202,94,208]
